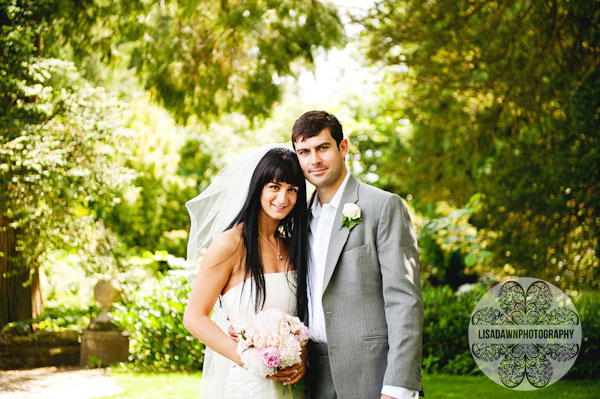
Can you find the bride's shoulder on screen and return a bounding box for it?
[204,225,244,261]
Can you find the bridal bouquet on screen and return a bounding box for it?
[236,308,310,378]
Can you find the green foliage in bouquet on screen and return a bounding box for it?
[112,273,204,371]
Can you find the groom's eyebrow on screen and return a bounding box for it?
[299,141,330,151]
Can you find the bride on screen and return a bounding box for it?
[183,145,309,399]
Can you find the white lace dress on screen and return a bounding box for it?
[200,271,305,399]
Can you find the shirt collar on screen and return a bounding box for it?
[311,171,351,217]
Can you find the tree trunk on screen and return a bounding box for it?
[0,216,42,327]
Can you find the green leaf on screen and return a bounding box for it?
[464,252,477,267]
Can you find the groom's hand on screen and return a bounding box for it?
[266,347,307,385]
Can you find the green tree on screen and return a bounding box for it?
[102,100,217,259]
[1,0,344,324]
[356,0,600,289]
[0,3,130,325]
[0,62,131,325]
[41,0,344,123]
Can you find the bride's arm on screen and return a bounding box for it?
[183,231,242,366]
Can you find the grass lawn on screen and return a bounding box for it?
[99,370,600,399]
[99,369,203,399]
[422,374,600,399]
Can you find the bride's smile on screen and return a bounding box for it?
[184,146,308,398]
[260,181,299,221]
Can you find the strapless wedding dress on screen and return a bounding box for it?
[199,271,305,399]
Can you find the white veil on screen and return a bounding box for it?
[186,143,292,399]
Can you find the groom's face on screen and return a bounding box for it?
[294,128,348,189]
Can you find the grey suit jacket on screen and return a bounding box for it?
[311,174,423,399]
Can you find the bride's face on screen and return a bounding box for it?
[259,181,299,220]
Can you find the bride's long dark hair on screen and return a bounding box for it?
[227,148,308,314]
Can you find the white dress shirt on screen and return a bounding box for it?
[306,172,418,399]
[307,171,350,343]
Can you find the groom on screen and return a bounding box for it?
[292,111,423,399]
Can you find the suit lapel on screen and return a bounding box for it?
[307,190,316,225]
[307,190,316,211]
[321,175,360,295]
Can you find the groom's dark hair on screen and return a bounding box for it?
[292,110,343,147]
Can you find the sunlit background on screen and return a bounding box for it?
[1,0,598,397]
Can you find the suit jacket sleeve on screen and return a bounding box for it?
[376,194,423,390]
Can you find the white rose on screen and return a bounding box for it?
[253,333,266,349]
[278,335,302,367]
[245,327,256,340]
[237,338,252,355]
[289,322,301,334]
[342,203,361,220]
[278,320,291,335]
[266,333,281,347]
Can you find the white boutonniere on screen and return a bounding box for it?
[341,203,362,231]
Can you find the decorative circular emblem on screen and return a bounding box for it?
[468,277,581,390]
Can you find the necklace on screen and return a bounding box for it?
[259,233,283,260]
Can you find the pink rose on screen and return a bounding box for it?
[267,333,281,347]
[262,346,281,368]
[298,325,310,344]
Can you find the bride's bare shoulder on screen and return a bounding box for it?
[201,224,244,267]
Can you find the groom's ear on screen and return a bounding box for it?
[338,138,349,158]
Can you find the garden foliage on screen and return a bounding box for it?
[422,283,486,375]
[112,271,204,371]
[422,283,600,379]
[1,305,99,334]
[356,0,600,290]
